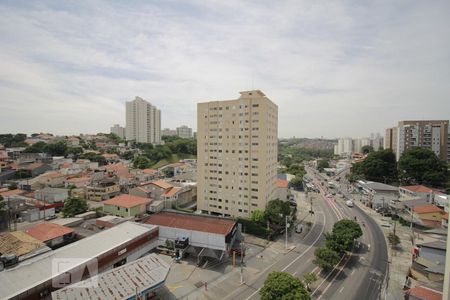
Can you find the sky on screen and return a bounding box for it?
[0,1,449,139]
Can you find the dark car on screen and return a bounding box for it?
[45,215,57,221]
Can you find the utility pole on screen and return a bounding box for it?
[285,215,289,249]
[410,205,414,244]
[240,239,245,284]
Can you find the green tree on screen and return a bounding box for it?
[265,199,291,226]
[45,140,68,156]
[388,233,400,249]
[251,210,266,223]
[62,198,88,217]
[313,247,340,271]
[350,149,397,183]
[79,152,107,166]
[361,145,374,154]
[23,141,47,153]
[398,147,449,187]
[290,176,304,190]
[121,150,135,160]
[325,219,362,254]
[260,271,310,300]
[133,155,152,169]
[303,272,318,292]
[317,159,330,171]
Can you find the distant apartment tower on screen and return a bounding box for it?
[353,138,370,153]
[162,128,177,136]
[197,90,278,218]
[385,120,449,161]
[334,138,353,156]
[176,125,193,139]
[125,97,161,144]
[110,124,125,139]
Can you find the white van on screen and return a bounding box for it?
[345,200,354,207]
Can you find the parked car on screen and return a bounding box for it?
[0,254,19,269]
[295,224,303,233]
[44,215,57,221]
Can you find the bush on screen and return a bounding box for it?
[238,218,271,239]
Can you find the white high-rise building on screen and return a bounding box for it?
[176,125,193,139]
[125,97,161,144]
[334,138,353,156]
[110,124,125,139]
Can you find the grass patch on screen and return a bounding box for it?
[151,154,196,169]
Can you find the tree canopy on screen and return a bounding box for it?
[350,149,397,184]
[398,147,449,187]
[313,247,340,272]
[361,145,374,154]
[62,198,88,217]
[317,159,330,171]
[260,271,310,300]
[265,199,291,226]
[325,219,362,254]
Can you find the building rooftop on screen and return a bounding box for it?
[163,187,183,197]
[400,185,445,195]
[418,240,447,251]
[26,162,44,171]
[276,179,289,188]
[413,205,443,214]
[149,180,173,190]
[406,286,443,300]
[104,194,152,208]
[363,181,398,192]
[51,254,170,300]
[26,223,74,242]
[0,189,24,197]
[145,212,235,236]
[0,222,157,299]
[0,231,45,257]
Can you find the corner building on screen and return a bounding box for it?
[197,90,278,218]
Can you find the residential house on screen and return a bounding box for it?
[133,168,159,182]
[34,187,69,203]
[0,231,49,258]
[86,177,120,201]
[26,163,52,177]
[103,194,152,217]
[37,171,66,187]
[411,240,446,282]
[405,286,443,300]
[400,185,446,200]
[102,153,120,163]
[413,205,445,228]
[26,223,75,248]
[159,162,190,177]
[64,176,91,188]
[276,179,290,201]
[356,180,399,208]
[137,180,173,200]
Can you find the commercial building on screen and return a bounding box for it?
[110,124,125,139]
[176,125,193,138]
[125,96,161,144]
[51,254,170,300]
[197,90,278,218]
[356,180,399,208]
[385,120,449,162]
[0,222,159,299]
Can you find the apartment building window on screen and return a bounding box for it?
[252,104,259,107]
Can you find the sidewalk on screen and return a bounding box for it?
[352,193,413,300]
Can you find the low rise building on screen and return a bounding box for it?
[276,179,290,201]
[34,187,69,203]
[0,231,49,258]
[411,240,446,282]
[0,222,159,299]
[86,178,120,201]
[400,185,446,200]
[52,254,170,300]
[103,194,152,217]
[38,171,66,187]
[413,205,446,228]
[26,222,75,248]
[356,180,399,208]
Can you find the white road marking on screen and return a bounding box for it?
[351,270,355,275]
[339,287,345,293]
[293,271,298,276]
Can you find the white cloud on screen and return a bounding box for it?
[0,1,449,138]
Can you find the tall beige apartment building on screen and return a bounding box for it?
[385,120,449,162]
[125,96,161,144]
[197,90,278,218]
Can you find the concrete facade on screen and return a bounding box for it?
[110,124,125,139]
[176,125,193,139]
[197,90,278,218]
[125,96,161,144]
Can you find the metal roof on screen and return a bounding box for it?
[0,222,157,299]
[52,254,170,300]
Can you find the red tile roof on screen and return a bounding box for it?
[407,286,442,300]
[149,180,173,190]
[142,169,158,174]
[145,212,236,235]
[276,179,289,188]
[163,187,183,197]
[400,185,445,195]
[413,205,443,214]
[443,213,448,220]
[0,189,24,197]
[26,162,43,171]
[104,194,152,208]
[26,223,74,242]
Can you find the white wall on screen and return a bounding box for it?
[157,226,226,251]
